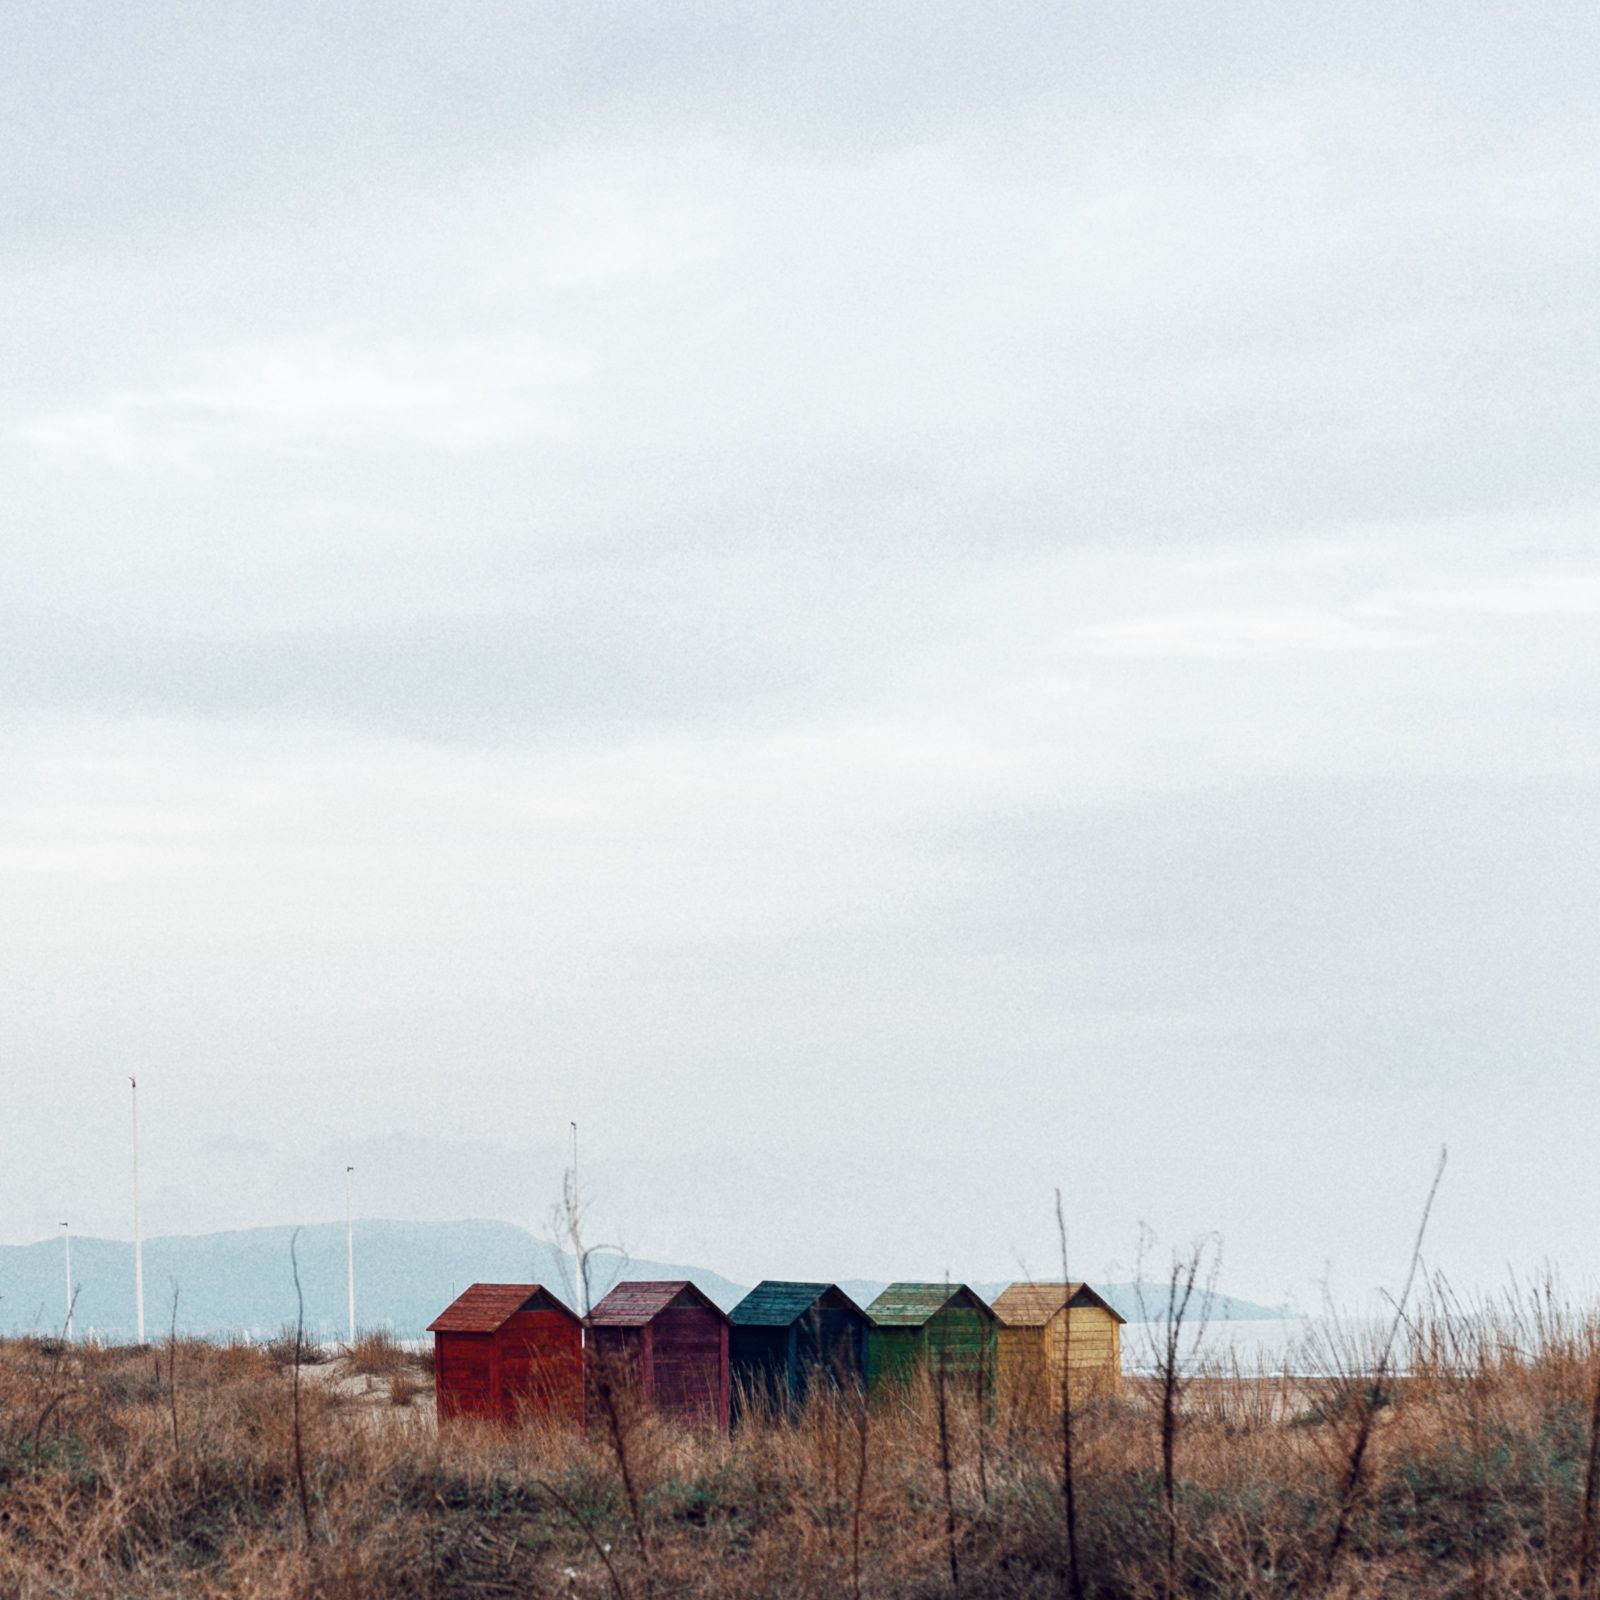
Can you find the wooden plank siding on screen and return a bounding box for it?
[652,1298,729,1427]
[729,1324,791,1420]
[585,1281,730,1432]
[496,1307,584,1421]
[434,1331,495,1422]
[429,1284,582,1426]
[864,1284,998,1396]
[728,1282,870,1421]
[992,1283,1124,1411]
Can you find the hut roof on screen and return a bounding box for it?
[991,1282,1126,1328]
[428,1283,575,1334]
[729,1281,869,1327]
[586,1280,728,1327]
[866,1282,997,1327]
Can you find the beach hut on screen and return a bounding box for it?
[864,1283,999,1392]
[728,1281,872,1419]
[992,1282,1125,1408]
[428,1283,582,1426]
[585,1280,730,1431]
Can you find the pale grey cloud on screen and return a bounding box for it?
[3,3,1597,1304]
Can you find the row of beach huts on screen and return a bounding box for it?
[429,1277,1124,1429]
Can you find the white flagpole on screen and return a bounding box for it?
[345,1165,356,1345]
[62,1221,74,1343]
[569,1120,584,1315]
[130,1075,145,1345]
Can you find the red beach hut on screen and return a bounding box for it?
[428,1283,582,1426]
[585,1280,730,1431]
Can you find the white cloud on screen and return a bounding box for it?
[1414,574,1600,616]
[1074,608,1419,660]
[3,3,1599,1303]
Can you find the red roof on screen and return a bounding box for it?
[586,1280,728,1326]
[428,1283,575,1334]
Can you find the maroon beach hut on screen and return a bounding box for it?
[429,1283,583,1426]
[585,1280,730,1431]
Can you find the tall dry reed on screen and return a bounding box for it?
[9,1270,1600,1596]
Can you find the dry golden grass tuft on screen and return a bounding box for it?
[388,1369,423,1408]
[6,1280,1600,1597]
[343,1329,428,1377]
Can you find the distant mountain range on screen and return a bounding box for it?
[0,1219,1286,1341]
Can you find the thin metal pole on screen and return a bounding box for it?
[345,1165,356,1344]
[569,1121,584,1315]
[130,1075,145,1345]
[62,1222,73,1343]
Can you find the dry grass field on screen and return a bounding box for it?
[5,1285,1600,1598]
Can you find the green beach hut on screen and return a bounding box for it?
[865,1282,999,1392]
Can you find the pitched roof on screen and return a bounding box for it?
[991,1282,1126,1328]
[427,1283,575,1334]
[866,1282,997,1327]
[729,1281,869,1327]
[586,1280,728,1327]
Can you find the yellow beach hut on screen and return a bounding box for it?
[992,1282,1124,1409]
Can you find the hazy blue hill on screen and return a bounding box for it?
[0,1219,749,1341]
[836,1280,1288,1324]
[0,1222,1282,1341]
[1067,1282,1287,1323]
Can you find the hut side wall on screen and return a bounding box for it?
[997,1324,1047,1412]
[651,1303,729,1430]
[794,1306,868,1402]
[436,1312,584,1426]
[867,1325,920,1388]
[435,1330,497,1423]
[920,1303,998,1394]
[498,1307,584,1423]
[1043,1305,1122,1398]
[585,1323,647,1430]
[730,1326,790,1421]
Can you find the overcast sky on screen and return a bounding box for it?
[3,2,1597,1307]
